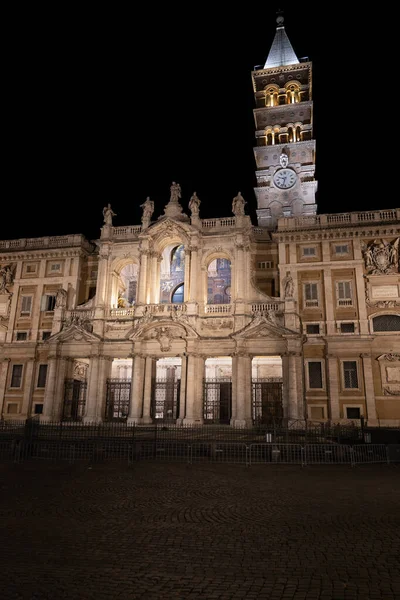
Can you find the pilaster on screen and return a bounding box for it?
[232,353,252,427]
[326,354,340,421]
[0,358,11,418]
[20,359,35,417]
[127,354,145,423]
[83,353,101,423]
[141,356,154,424]
[361,353,377,424]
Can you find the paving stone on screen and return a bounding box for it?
[0,462,399,599]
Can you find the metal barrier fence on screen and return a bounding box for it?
[1,440,396,466]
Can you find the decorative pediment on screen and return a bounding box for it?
[233,313,297,340]
[49,324,100,343]
[146,217,192,237]
[129,319,198,341]
[377,353,400,362]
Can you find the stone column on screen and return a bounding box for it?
[235,242,245,301]
[137,250,149,304]
[42,353,59,421]
[150,253,159,304]
[127,354,145,424]
[230,355,238,424]
[141,356,154,424]
[93,246,111,336]
[20,359,35,418]
[183,354,204,424]
[188,246,199,301]
[361,353,377,423]
[177,354,187,423]
[0,358,11,418]
[286,352,303,419]
[95,356,113,421]
[233,353,252,427]
[52,357,69,421]
[326,354,340,421]
[83,354,100,423]
[281,353,290,418]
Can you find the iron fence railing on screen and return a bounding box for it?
[0,418,398,465]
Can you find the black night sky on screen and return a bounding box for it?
[4,5,390,242]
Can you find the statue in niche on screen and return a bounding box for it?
[55,288,67,309]
[0,265,14,292]
[103,203,116,226]
[188,192,201,216]
[282,272,294,298]
[232,192,246,216]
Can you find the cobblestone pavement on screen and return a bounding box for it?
[0,462,399,600]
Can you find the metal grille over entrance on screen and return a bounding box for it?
[62,379,87,421]
[252,378,283,425]
[105,379,131,421]
[151,379,180,422]
[204,377,232,424]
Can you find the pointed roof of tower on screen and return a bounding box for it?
[264,11,299,68]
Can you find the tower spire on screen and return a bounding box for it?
[264,10,299,68]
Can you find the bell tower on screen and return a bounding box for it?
[252,12,318,228]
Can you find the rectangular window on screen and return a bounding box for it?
[340,322,355,334]
[303,247,316,257]
[257,261,273,269]
[50,263,61,271]
[337,281,353,306]
[37,364,48,388]
[7,403,19,414]
[304,283,319,307]
[41,294,56,311]
[343,361,358,389]
[34,404,43,415]
[20,296,32,315]
[335,245,349,255]
[16,332,27,341]
[42,331,51,341]
[346,407,361,419]
[11,365,23,388]
[308,362,323,389]
[26,264,37,273]
[306,323,320,335]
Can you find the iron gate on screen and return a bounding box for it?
[62,379,87,421]
[105,379,131,421]
[252,378,283,425]
[204,378,232,424]
[151,379,181,422]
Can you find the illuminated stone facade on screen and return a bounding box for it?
[0,17,399,426]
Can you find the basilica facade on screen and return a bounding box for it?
[1,16,399,426]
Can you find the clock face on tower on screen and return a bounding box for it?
[273,168,297,189]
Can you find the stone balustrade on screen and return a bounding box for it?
[277,209,400,231]
[0,234,93,252]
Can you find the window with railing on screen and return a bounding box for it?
[342,361,359,389]
[304,283,319,308]
[336,281,353,307]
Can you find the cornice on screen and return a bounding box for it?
[273,226,400,243]
[253,101,313,115]
[0,249,89,261]
[252,62,312,78]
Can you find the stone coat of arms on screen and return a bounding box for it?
[361,238,399,274]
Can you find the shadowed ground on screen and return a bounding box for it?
[0,462,399,599]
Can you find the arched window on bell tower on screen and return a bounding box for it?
[264,85,279,107]
[285,82,300,104]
